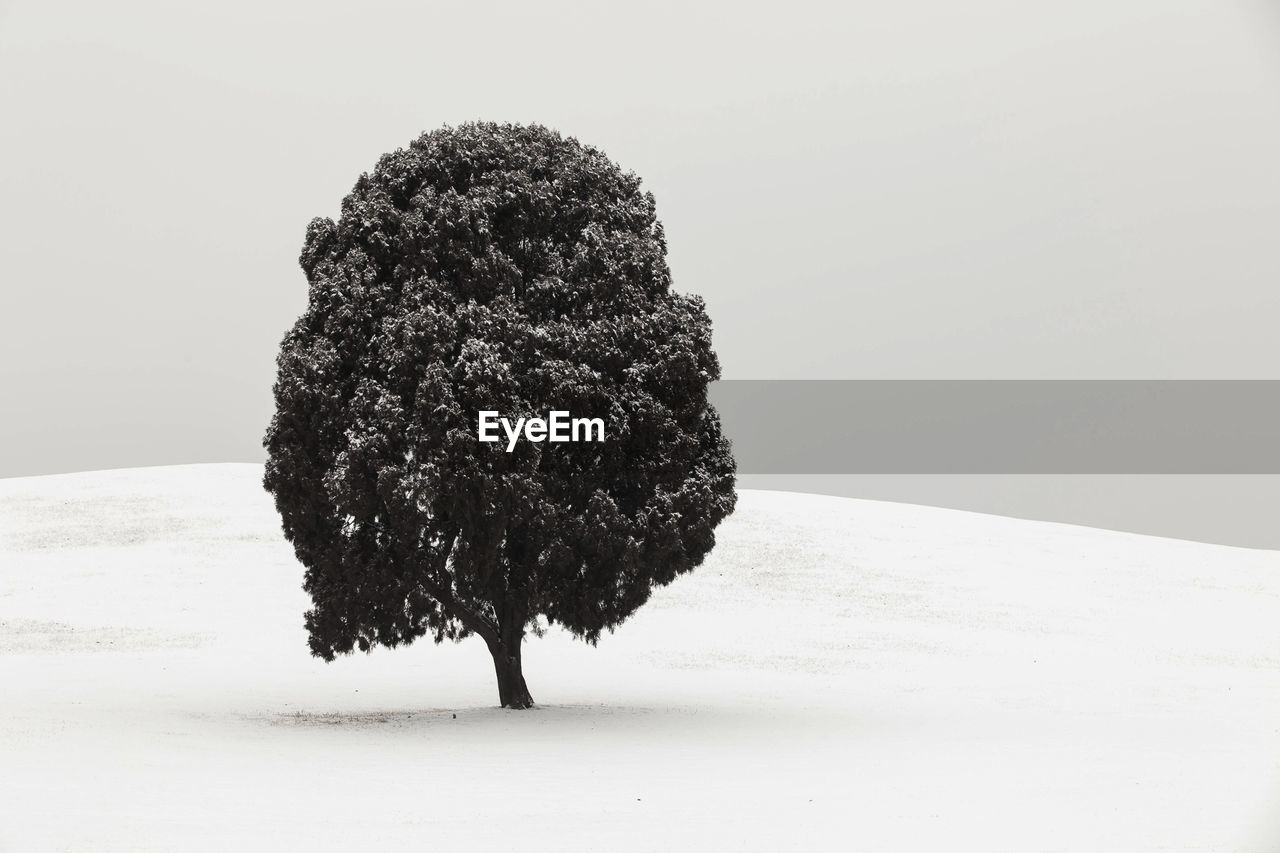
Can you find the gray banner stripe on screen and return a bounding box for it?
[709,380,1280,474]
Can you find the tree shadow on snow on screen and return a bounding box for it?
[254,701,807,735]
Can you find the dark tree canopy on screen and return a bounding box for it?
[264,122,736,707]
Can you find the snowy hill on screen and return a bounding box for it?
[2,464,1278,851]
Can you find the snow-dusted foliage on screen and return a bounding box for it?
[264,123,736,707]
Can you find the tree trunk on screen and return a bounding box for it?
[489,635,534,709]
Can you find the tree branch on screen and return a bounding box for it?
[418,533,499,646]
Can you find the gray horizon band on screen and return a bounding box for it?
[708,380,1280,474]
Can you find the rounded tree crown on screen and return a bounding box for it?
[265,122,736,659]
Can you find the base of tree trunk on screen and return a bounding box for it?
[491,646,534,709]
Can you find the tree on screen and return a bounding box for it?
[263,122,737,708]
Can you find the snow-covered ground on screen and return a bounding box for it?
[2,464,1278,851]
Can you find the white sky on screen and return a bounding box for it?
[2,0,1279,475]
